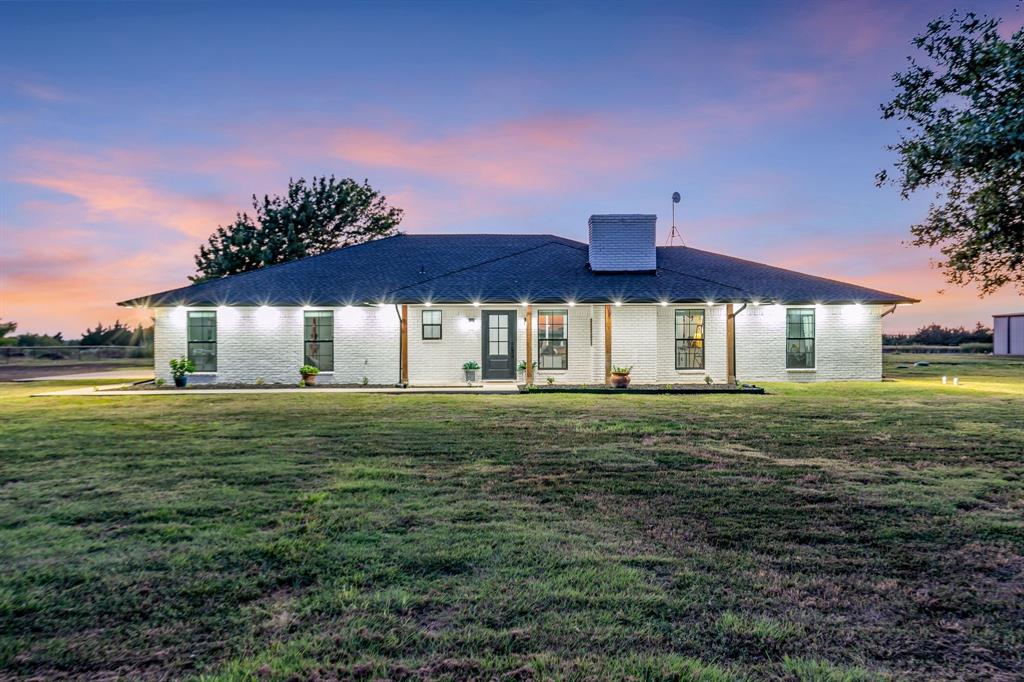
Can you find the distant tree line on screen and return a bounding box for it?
[883,323,993,346]
[0,319,153,347]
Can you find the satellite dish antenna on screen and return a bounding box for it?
[667,191,684,246]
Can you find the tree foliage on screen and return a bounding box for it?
[191,176,402,282]
[0,319,16,346]
[16,332,64,347]
[884,322,993,346]
[80,321,141,346]
[879,11,1024,294]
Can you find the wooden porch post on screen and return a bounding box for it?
[604,304,612,385]
[400,304,409,385]
[726,303,736,385]
[525,304,534,384]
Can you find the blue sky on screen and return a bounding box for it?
[2,0,1022,334]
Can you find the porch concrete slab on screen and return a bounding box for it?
[32,383,521,397]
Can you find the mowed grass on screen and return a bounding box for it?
[1,354,1021,680]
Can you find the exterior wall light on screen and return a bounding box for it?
[660,300,668,306]
[424,301,433,307]
[567,301,576,307]
[614,300,622,307]
[472,301,480,307]
[520,301,529,307]
[705,301,714,307]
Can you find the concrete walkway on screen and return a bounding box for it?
[32,382,521,397]
[17,369,155,382]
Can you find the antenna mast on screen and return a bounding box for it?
[666,191,684,246]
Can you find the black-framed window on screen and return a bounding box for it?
[786,308,815,368]
[187,311,217,372]
[422,309,442,340]
[304,310,334,371]
[538,309,568,370]
[674,309,705,369]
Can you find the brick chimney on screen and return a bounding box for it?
[587,214,657,272]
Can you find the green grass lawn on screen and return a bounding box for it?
[1,354,1021,680]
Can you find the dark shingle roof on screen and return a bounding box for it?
[118,234,918,307]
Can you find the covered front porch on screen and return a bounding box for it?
[400,302,731,387]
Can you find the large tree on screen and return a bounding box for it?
[192,176,402,281]
[878,11,1024,294]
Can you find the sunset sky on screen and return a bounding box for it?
[2,0,1022,336]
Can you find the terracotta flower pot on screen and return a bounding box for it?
[611,372,631,389]
[302,373,317,386]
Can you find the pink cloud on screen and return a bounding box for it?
[11,79,66,102]
[326,114,684,192]
[797,1,909,58]
[13,147,237,239]
[1,227,195,336]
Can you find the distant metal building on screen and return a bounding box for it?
[993,312,1024,356]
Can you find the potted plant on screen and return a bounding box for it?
[610,365,632,389]
[169,356,196,388]
[299,364,320,386]
[463,361,480,383]
[517,360,536,383]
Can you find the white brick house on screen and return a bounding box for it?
[122,215,916,386]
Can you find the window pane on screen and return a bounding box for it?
[675,339,704,370]
[786,339,815,368]
[304,311,334,342]
[187,312,217,371]
[302,311,334,371]
[537,310,568,369]
[422,310,442,339]
[539,339,567,369]
[189,343,217,372]
[786,309,815,368]
[674,309,704,369]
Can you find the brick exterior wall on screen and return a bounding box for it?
[154,305,400,385]
[734,303,883,382]
[153,303,884,385]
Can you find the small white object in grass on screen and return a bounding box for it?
[953,377,959,386]
[942,376,947,384]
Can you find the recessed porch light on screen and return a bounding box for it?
[614,300,622,307]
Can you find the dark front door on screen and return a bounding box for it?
[482,310,516,379]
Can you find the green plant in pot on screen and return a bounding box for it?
[462,361,480,383]
[517,360,536,382]
[610,365,632,389]
[299,364,320,386]
[169,356,196,388]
